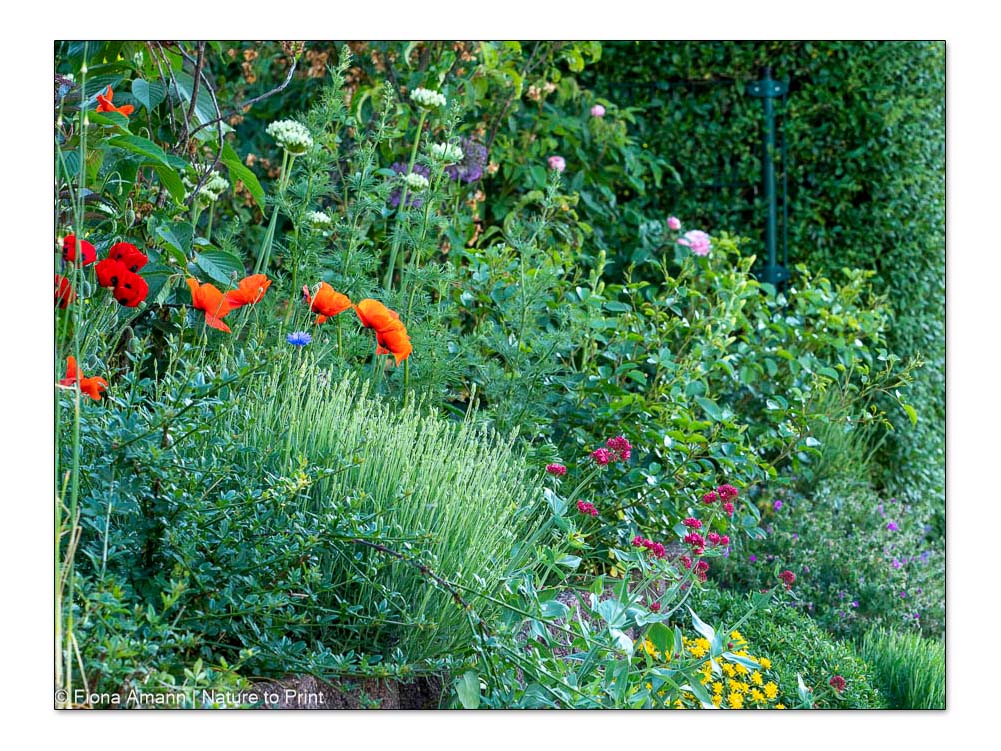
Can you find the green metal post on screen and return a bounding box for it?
[746,67,788,286]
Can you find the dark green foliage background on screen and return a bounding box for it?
[583,41,945,511]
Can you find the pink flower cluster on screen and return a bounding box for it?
[576,500,598,517]
[694,560,710,582]
[683,532,706,555]
[779,570,796,590]
[682,517,702,529]
[706,531,730,547]
[545,463,567,476]
[677,229,711,257]
[702,483,739,516]
[592,436,632,466]
[547,155,566,172]
[631,535,666,558]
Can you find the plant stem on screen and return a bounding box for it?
[383,109,427,290]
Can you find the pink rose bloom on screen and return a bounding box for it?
[678,229,711,256]
[667,216,681,231]
[590,103,606,118]
[547,155,566,173]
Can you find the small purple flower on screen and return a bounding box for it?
[667,216,681,231]
[851,600,859,608]
[445,138,488,183]
[388,162,431,208]
[677,230,711,257]
[899,591,908,599]
[886,521,899,532]
[748,554,757,563]
[590,103,606,118]
[891,558,902,569]
[547,155,566,173]
[913,612,920,620]
[773,500,783,511]
[919,551,931,565]
[286,331,312,347]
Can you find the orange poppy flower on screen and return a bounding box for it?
[186,278,233,332]
[95,86,134,117]
[59,356,109,401]
[224,274,272,308]
[308,282,352,324]
[55,274,76,308]
[355,298,412,364]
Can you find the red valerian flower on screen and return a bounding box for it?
[702,490,718,505]
[55,274,76,308]
[224,274,271,308]
[307,282,352,324]
[109,242,148,272]
[591,448,613,466]
[694,560,710,582]
[59,356,108,401]
[355,298,412,364]
[62,235,96,265]
[778,570,796,590]
[112,270,148,307]
[717,484,739,501]
[186,278,233,332]
[829,675,847,692]
[576,500,598,517]
[95,85,134,117]
[545,463,567,476]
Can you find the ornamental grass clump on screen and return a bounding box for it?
[238,367,544,663]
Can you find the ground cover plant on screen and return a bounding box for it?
[54,40,944,710]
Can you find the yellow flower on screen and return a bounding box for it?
[722,663,736,678]
[764,682,779,700]
[712,693,722,707]
[734,663,749,676]
[642,639,661,661]
[728,691,744,709]
[751,671,764,686]
[730,630,747,646]
[750,688,766,704]
[712,681,724,695]
[759,657,772,670]
[775,703,786,709]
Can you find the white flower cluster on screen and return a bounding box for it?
[305,210,333,228]
[403,172,430,191]
[410,87,447,109]
[183,170,230,205]
[266,119,314,155]
[431,142,463,164]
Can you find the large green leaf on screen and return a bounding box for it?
[152,165,186,205]
[220,142,265,209]
[156,221,193,257]
[645,622,674,659]
[131,78,167,112]
[194,249,245,287]
[455,671,480,709]
[108,135,187,169]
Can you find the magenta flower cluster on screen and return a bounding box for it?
[631,535,666,559]
[592,435,632,466]
[576,500,598,517]
[678,229,712,257]
[545,463,567,476]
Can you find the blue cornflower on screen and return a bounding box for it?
[287,331,312,347]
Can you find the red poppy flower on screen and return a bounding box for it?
[59,356,108,401]
[355,298,412,364]
[95,86,134,117]
[186,278,233,332]
[308,282,352,324]
[62,235,96,265]
[109,242,148,273]
[224,274,272,308]
[112,270,148,307]
[55,274,76,308]
[95,258,126,289]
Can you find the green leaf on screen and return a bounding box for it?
[108,135,187,169]
[540,599,569,620]
[86,111,131,131]
[194,249,245,287]
[722,652,759,670]
[152,165,186,205]
[645,622,673,659]
[131,78,166,112]
[156,221,194,256]
[220,142,265,209]
[609,628,634,657]
[455,671,480,709]
[555,554,581,569]
[684,675,716,709]
[902,403,918,427]
[695,397,723,422]
[688,607,715,643]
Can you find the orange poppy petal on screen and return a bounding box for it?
[204,314,232,333]
[79,376,109,401]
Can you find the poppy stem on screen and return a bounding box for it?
[383,109,428,290]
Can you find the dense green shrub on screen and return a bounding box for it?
[585,41,944,512]
[715,477,945,639]
[860,627,945,709]
[697,589,886,709]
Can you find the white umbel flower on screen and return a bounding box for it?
[266,119,314,155]
[403,172,430,191]
[305,210,333,228]
[431,142,463,164]
[183,170,230,205]
[410,87,447,109]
